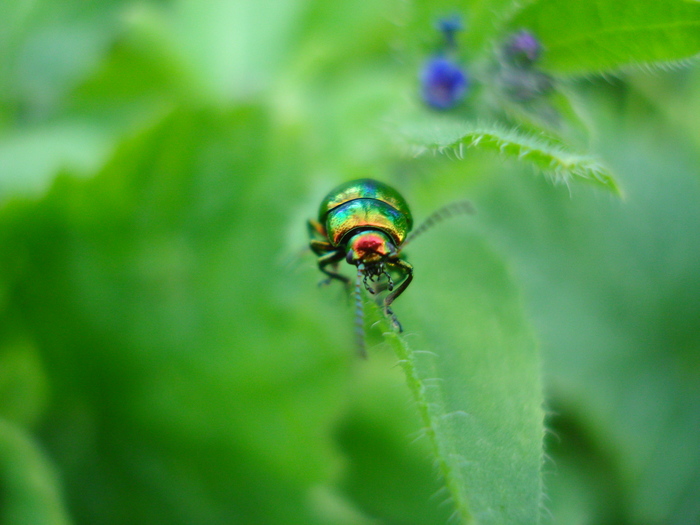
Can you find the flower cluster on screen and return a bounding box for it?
[420,17,469,110]
[498,30,553,102]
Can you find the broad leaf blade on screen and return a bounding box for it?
[0,107,351,525]
[369,230,544,524]
[0,419,72,525]
[508,0,700,75]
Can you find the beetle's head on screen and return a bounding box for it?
[345,230,396,267]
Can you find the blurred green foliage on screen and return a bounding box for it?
[1,0,700,524]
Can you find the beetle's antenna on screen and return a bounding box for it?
[354,265,367,358]
[402,200,474,249]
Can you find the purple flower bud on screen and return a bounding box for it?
[437,15,463,49]
[504,30,542,67]
[420,56,469,110]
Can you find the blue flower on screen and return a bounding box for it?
[420,56,469,110]
[437,15,463,35]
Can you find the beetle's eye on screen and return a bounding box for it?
[346,250,355,264]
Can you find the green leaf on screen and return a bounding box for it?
[365,230,545,524]
[0,107,355,525]
[168,0,308,99]
[0,419,72,525]
[0,0,124,123]
[334,354,456,524]
[0,340,49,428]
[0,121,113,202]
[508,0,700,74]
[470,80,700,522]
[399,118,619,193]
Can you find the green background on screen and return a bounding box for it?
[1,0,699,523]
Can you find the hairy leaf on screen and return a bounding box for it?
[508,0,700,74]
[365,230,544,524]
[399,118,619,193]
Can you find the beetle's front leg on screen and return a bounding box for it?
[317,249,351,289]
[307,219,327,240]
[382,259,414,332]
[309,239,333,256]
[385,259,413,307]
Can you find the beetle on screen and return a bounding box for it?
[308,178,472,355]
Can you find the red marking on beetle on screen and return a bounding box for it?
[355,233,385,253]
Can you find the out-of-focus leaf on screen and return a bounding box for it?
[0,2,184,203]
[472,80,700,523]
[168,0,307,100]
[631,68,700,153]
[0,107,353,525]
[507,0,700,75]
[0,0,127,123]
[0,339,49,428]
[493,84,593,148]
[0,418,72,525]
[0,121,113,202]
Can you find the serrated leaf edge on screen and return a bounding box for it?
[404,122,620,194]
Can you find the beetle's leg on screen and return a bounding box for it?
[381,258,414,332]
[307,219,327,240]
[308,220,336,258]
[384,259,413,307]
[310,239,334,256]
[384,305,402,332]
[382,268,394,291]
[362,274,375,294]
[317,249,351,288]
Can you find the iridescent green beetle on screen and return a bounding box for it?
[309,178,472,355]
[309,179,414,334]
